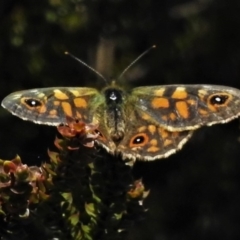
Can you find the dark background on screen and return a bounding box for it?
[1,0,240,239]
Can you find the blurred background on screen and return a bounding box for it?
[1,0,240,239]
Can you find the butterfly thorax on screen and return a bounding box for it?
[102,87,127,142]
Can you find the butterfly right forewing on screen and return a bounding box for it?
[132,85,240,131]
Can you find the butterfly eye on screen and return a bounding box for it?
[209,94,229,105]
[24,98,42,108]
[130,133,149,147]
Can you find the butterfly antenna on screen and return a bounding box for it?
[65,51,108,85]
[118,45,156,80]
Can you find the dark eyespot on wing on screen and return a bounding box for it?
[130,133,149,147]
[209,94,229,105]
[24,98,43,107]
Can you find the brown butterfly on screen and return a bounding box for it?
[2,83,240,161]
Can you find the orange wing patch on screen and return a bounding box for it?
[49,109,58,117]
[140,112,151,120]
[206,102,217,112]
[138,126,147,132]
[151,97,169,108]
[198,108,209,116]
[74,98,87,108]
[164,139,173,147]
[169,112,177,121]
[54,101,60,106]
[158,128,169,139]
[61,102,73,117]
[154,88,165,96]
[75,111,82,119]
[54,90,69,100]
[38,105,47,114]
[187,99,196,105]
[197,89,208,101]
[161,115,168,121]
[171,87,188,99]
[149,139,158,146]
[148,125,157,134]
[147,146,160,153]
[176,101,189,119]
[70,90,81,97]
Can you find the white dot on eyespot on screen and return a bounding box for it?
[214,97,221,102]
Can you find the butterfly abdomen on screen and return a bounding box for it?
[103,87,127,142]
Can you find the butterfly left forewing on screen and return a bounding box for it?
[132,85,240,131]
[1,87,101,125]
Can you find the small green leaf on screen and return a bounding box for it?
[85,203,96,217]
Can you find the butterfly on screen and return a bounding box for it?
[2,83,240,161]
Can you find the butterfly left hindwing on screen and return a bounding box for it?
[2,84,240,161]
